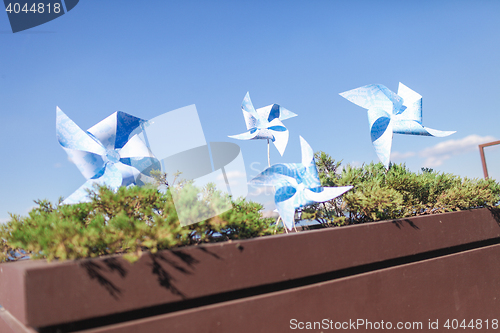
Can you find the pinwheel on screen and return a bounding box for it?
[250,136,352,230]
[339,83,456,169]
[56,107,159,204]
[229,92,297,166]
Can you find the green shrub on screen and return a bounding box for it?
[0,185,276,263]
[301,152,500,226]
[2,154,499,263]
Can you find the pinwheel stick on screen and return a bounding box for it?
[267,139,271,167]
[276,216,288,234]
[275,215,298,234]
[275,216,284,234]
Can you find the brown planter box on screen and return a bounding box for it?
[1,208,500,332]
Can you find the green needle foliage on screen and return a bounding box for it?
[302,152,500,226]
[2,155,499,263]
[0,184,276,263]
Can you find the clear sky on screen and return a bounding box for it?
[1,0,499,222]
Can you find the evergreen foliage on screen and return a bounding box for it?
[0,185,276,263]
[2,154,499,263]
[301,152,500,226]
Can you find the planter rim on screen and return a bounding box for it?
[1,207,499,328]
[2,207,489,266]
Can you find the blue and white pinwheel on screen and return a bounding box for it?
[229,92,297,163]
[340,83,456,169]
[56,107,159,204]
[250,136,352,230]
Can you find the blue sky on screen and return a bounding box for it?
[1,0,499,222]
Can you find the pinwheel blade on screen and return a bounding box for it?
[265,118,287,156]
[241,92,260,126]
[63,163,123,204]
[256,104,275,121]
[340,84,402,114]
[63,149,105,180]
[299,136,315,167]
[392,120,456,137]
[57,107,107,179]
[397,82,422,122]
[271,128,289,156]
[114,111,147,149]
[120,156,161,179]
[275,197,297,230]
[56,107,106,155]
[114,162,141,187]
[304,186,353,203]
[257,104,298,122]
[422,127,456,137]
[86,112,118,150]
[242,109,258,131]
[228,130,260,141]
[368,109,393,169]
[250,164,299,187]
[274,183,298,203]
[276,106,298,121]
[88,111,146,150]
[119,134,156,159]
[392,120,430,135]
[372,130,393,169]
